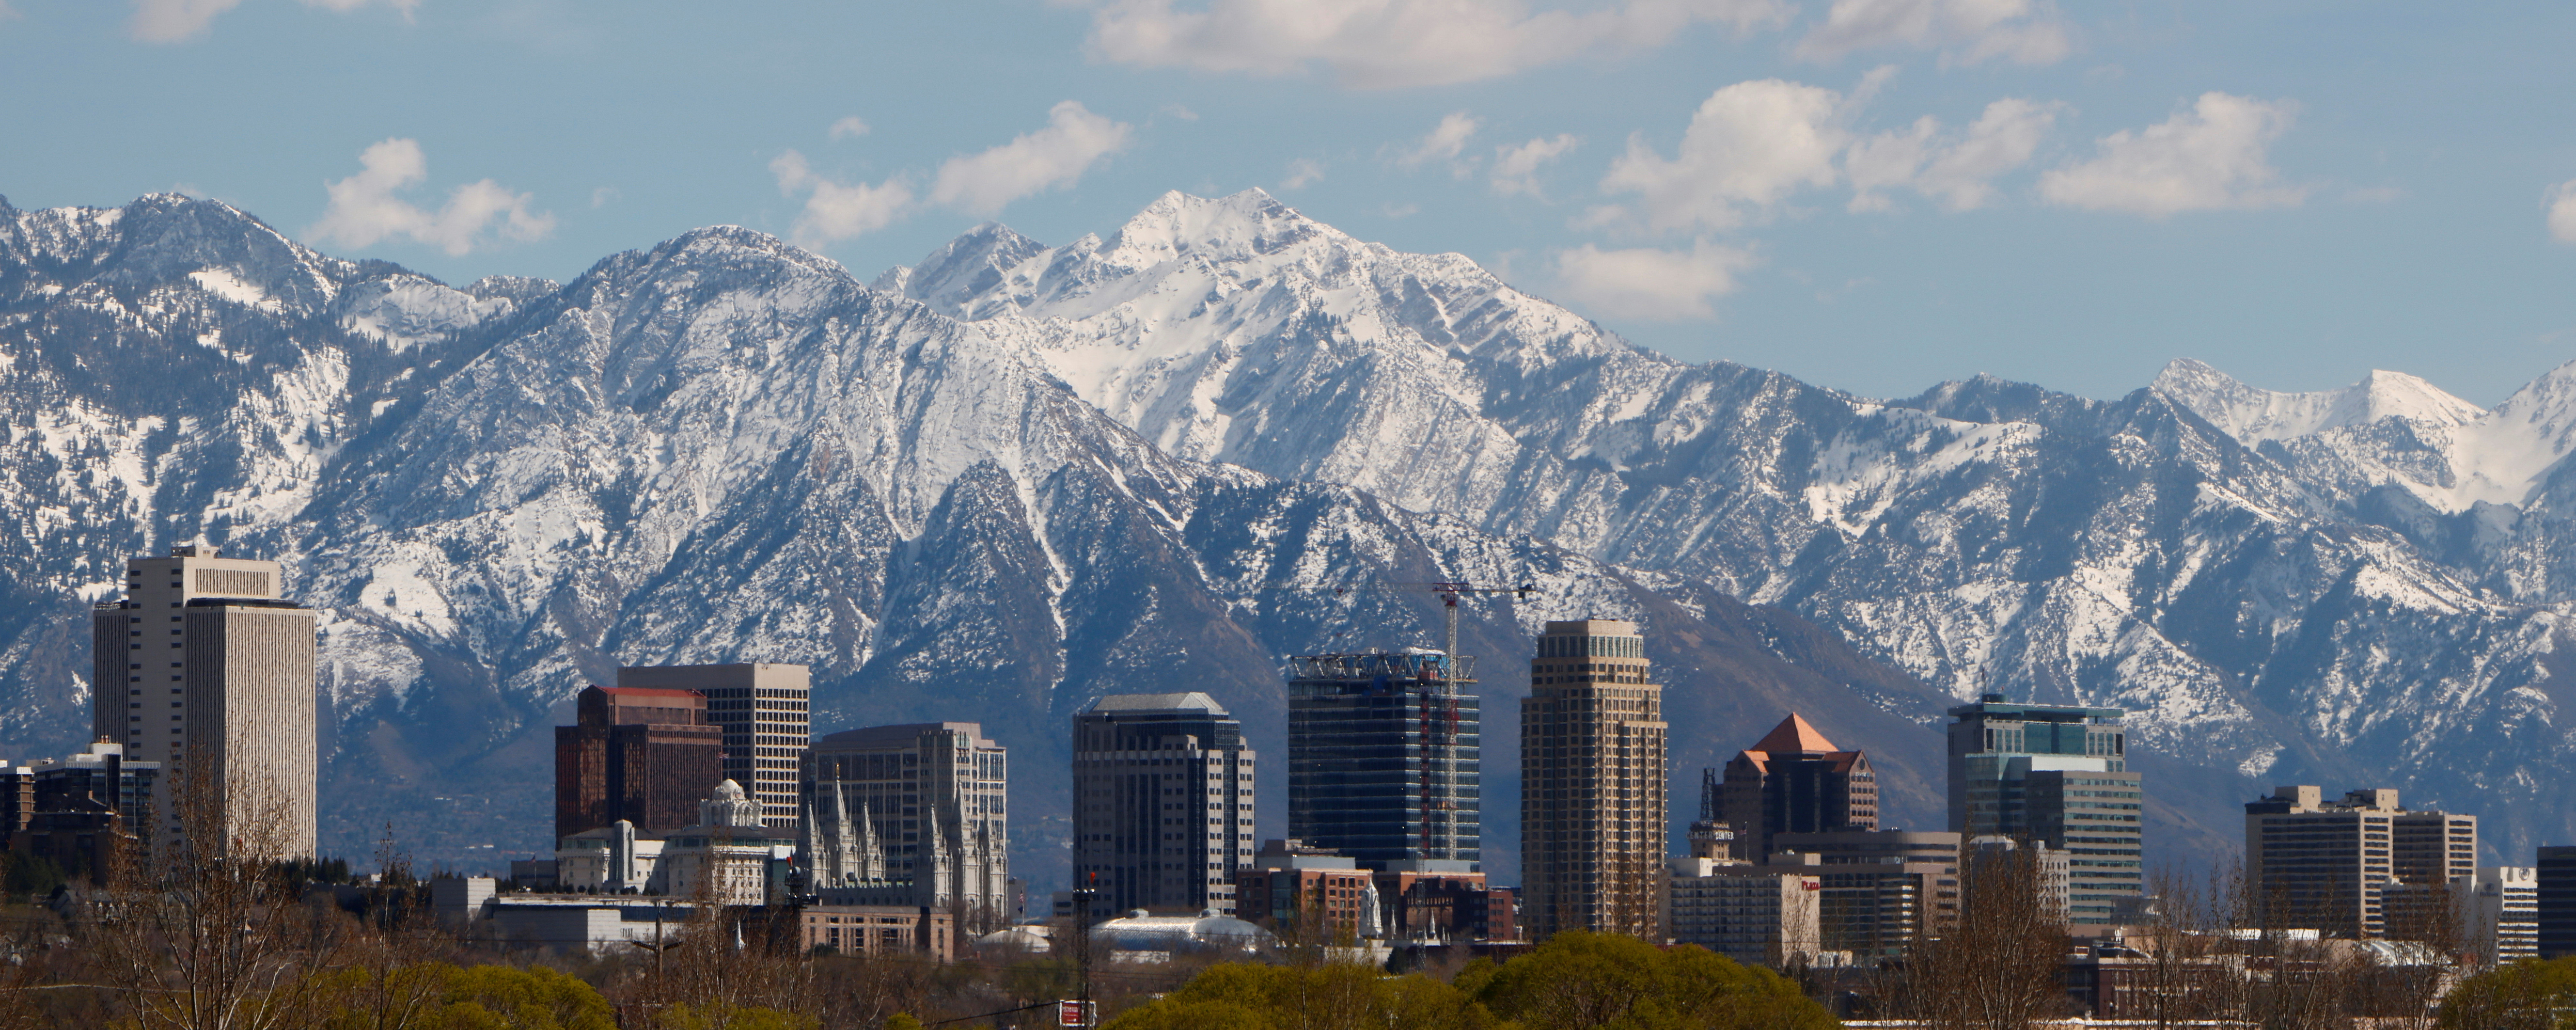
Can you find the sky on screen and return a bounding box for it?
[4,1,2574,404]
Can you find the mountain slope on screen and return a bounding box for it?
[0,194,1981,884]
[890,190,2576,863]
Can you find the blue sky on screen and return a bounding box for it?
[4,1,2574,404]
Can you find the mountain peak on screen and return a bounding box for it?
[882,221,1047,315]
[1089,188,1332,273]
[2153,358,2482,445]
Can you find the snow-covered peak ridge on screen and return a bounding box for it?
[2152,358,2484,445]
[2157,356,2576,512]
[877,223,1047,318]
[2443,356,2576,508]
[1085,188,1342,273]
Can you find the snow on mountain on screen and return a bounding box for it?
[2157,355,2576,522]
[0,193,529,749]
[0,193,1978,879]
[2153,357,2485,443]
[7,186,2573,875]
[889,192,2576,862]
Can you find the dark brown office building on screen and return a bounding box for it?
[555,686,724,841]
[1716,714,1878,861]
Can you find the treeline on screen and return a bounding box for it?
[1103,932,1833,1030]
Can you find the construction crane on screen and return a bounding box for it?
[1268,579,1537,864]
[1277,580,1538,669]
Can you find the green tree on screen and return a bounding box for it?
[2437,956,2576,1029]
[653,1002,818,1030]
[1463,931,1835,1030]
[1102,960,1493,1030]
[308,963,616,1030]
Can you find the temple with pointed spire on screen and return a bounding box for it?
[1713,714,1879,861]
[799,723,1012,931]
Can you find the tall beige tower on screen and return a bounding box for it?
[90,544,317,857]
[1521,619,1667,940]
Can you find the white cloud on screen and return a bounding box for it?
[1848,97,2059,212]
[303,0,418,12]
[1078,0,1789,89]
[1491,134,1580,198]
[828,117,872,140]
[130,0,240,40]
[589,186,619,209]
[1552,240,1757,320]
[771,151,917,246]
[1595,78,1848,233]
[1400,113,1481,170]
[1796,0,2070,66]
[2039,92,2304,217]
[1282,159,1326,191]
[928,101,1132,217]
[130,0,416,42]
[2548,181,2576,245]
[308,138,555,257]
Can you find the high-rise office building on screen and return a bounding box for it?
[2453,866,2539,966]
[2243,786,2477,939]
[89,545,315,858]
[4,741,160,883]
[1285,651,1479,873]
[800,722,1012,929]
[1071,693,1257,920]
[1772,830,1964,957]
[617,663,810,828]
[1666,859,1823,969]
[1946,694,2140,925]
[2540,846,2576,959]
[1715,713,1878,861]
[555,686,725,840]
[1521,619,1668,940]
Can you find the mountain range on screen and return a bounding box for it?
[3,188,2569,887]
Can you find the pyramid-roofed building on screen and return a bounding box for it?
[1715,714,1879,860]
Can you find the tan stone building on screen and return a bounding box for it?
[2244,785,2478,939]
[1520,619,1667,940]
[800,905,954,960]
[89,545,315,858]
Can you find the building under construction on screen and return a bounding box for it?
[1285,649,1481,874]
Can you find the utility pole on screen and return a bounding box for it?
[1071,874,1097,1028]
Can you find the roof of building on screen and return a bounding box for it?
[1090,911,1276,952]
[818,722,991,747]
[1751,714,1839,755]
[587,686,704,701]
[976,926,1054,953]
[1542,619,1638,634]
[1088,692,1228,715]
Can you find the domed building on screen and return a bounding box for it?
[650,780,797,904]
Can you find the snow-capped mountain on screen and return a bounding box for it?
[888,188,2576,863]
[0,192,1975,881]
[4,187,2568,878]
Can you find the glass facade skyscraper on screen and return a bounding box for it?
[1945,694,2142,925]
[1285,650,1480,872]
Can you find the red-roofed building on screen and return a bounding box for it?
[1716,714,1878,861]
